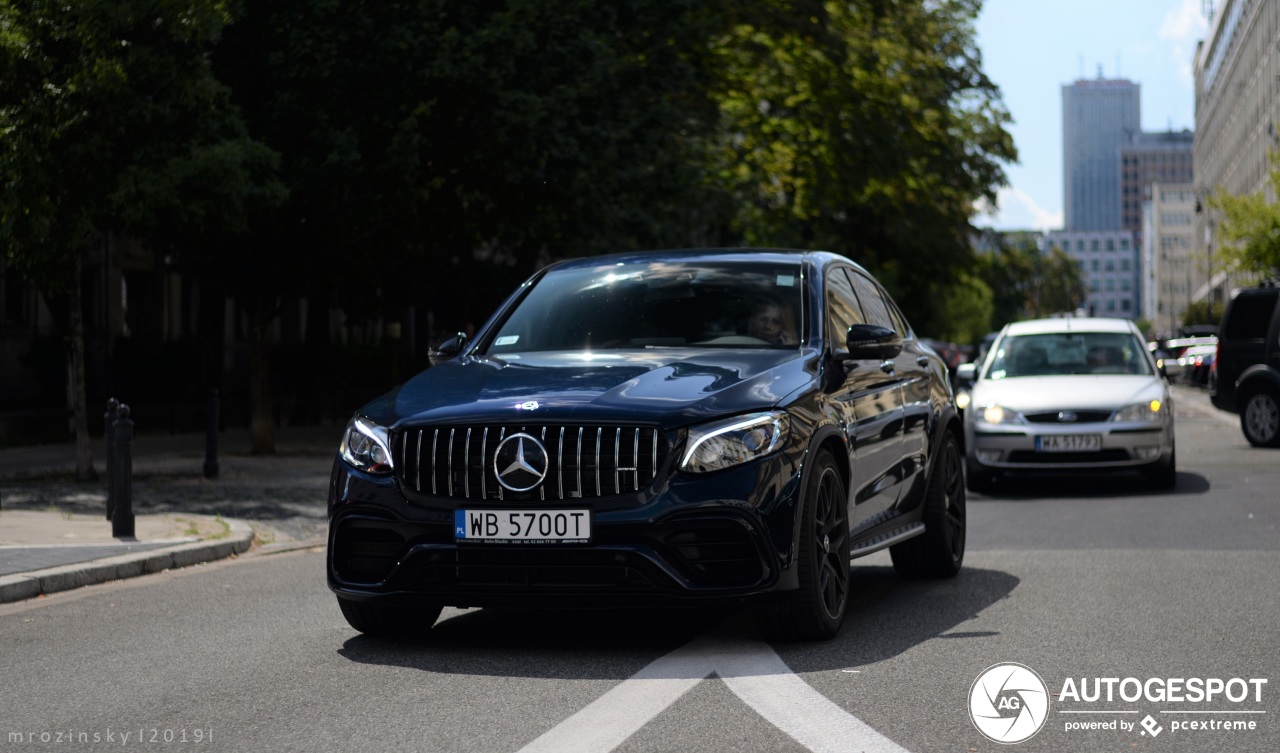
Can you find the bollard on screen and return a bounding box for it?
[104,398,119,521]
[111,404,135,538]
[203,389,220,479]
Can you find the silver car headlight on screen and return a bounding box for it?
[1111,399,1165,424]
[341,416,395,474]
[680,412,789,473]
[978,404,1024,425]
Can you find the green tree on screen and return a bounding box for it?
[1207,148,1280,281]
[1180,299,1223,329]
[978,240,1086,326]
[937,269,994,344]
[708,0,1015,333]
[0,0,281,476]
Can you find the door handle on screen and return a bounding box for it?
[880,360,895,374]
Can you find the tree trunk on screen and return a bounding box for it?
[66,258,98,481]
[249,311,276,455]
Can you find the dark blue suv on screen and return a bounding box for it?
[327,249,965,640]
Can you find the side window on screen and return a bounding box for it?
[849,271,896,331]
[825,267,865,348]
[1224,291,1278,341]
[882,293,911,338]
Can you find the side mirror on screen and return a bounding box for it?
[429,332,469,366]
[844,324,902,360]
[955,362,977,388]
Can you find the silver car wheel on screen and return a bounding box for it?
[1243,390,1280,447]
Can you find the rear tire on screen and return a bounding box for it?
[338,598,443,640]
[758,450,849,641]
[1240,387,1280,448]
[892,432,965,578]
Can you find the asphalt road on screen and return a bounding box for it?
[1,386,1276,753]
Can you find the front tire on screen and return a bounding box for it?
[892,432,966,578]
[338,598,443,640]
[759,450,850,641]
[1141,442,1177,490]
[1240,387,1280,448]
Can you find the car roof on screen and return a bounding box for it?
[541,248,854,273]
[1001,317,1137,337]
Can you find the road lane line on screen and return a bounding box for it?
[517,632,911,753]
[516,637,714,753]
[716,638,911,753]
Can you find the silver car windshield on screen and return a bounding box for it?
[484,260,805,353]
[984,331,1153,379]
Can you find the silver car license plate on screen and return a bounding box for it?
[1035,434,1101,452]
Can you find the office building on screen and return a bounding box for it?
[1062,77,1141,232]
[1044,229,1140,318]
[1193,0,1280,298]
[1141,184,1198,336]
[1121,130,1194,237]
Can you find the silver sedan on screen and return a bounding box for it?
[961,317,1176,491]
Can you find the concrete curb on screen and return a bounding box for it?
[0,520,255,604]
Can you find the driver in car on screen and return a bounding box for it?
[747,300,796,346]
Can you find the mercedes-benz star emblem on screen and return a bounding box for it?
[493,433,549,492]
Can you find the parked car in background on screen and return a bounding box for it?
[1160,336,1218,382]
[328,249,966,642]
[960,317,1176,491]
[1179,344,1218,387]
[1210,282,1280,447]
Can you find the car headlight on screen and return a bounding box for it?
[340,416,394,474]
[1112,399,1164,424]
[977,404,1023,425]
[680,412,789,473]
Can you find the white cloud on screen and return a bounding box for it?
[1159,0,1209,86]
[975,187,1063,232]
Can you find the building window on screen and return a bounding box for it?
[1106,239,1115,251]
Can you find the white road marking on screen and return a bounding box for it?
[517,631,910,753]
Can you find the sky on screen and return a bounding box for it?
[973,0,1210,231]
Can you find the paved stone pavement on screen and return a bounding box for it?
[0,423,343,602]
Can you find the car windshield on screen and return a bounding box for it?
[483,260,805,353]
[984,331,1153,379]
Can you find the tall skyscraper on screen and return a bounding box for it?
[1062,76,1141,231]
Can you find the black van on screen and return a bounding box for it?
[1210,282,1280,447]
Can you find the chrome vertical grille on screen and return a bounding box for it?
[394,424,668,501]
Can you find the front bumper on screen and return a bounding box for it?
[326,452,806,609]
[966,420,1173,472]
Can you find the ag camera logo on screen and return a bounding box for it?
[969,663,1051,744]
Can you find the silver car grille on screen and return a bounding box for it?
[393,424,669,501]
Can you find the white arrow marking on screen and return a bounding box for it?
[517,631,910,753]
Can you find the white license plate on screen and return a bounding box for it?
[455,510,591,543]
[1035,434,1102,452]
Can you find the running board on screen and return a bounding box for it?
[849,522,926,559]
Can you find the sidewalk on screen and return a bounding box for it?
[0,423,344,603]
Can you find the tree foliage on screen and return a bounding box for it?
[1207,148,1280,282]
[0,0,280,468]
[709,0,1015,333]
[979,240,1087,327]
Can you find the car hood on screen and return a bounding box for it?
[361,349,819,429]
[970,375,1166,412]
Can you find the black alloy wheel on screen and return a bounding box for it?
[760,450,850,641]
[892,432,966,578]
